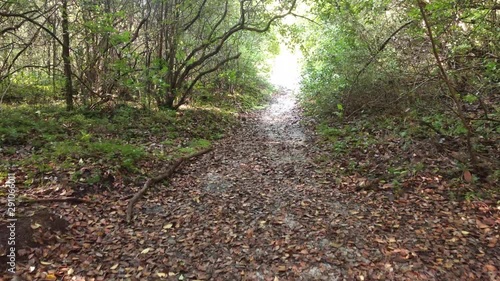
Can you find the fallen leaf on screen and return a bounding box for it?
[487,236,497,248]
[141,248,153,254]
[31,223,42,229]
[476,219,489,229]
[463,170,473,183]
[483,264,497,272]
[330,242,343,248]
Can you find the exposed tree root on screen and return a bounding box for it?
[126,147,212,223]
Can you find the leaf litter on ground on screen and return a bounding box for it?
[0,89,498,280]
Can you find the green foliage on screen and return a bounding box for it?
[178,147,196,155]
[317,121,376,157]
[0,71,63,104]
[37,138,144,172]
[1,0,289,111]
[297,0,498,186]
[0,100,236,183]
[298,3,409,117]
[0,106,57,145]
[176,138,212,157]
[188,138,211,149]
[299,0,498,116]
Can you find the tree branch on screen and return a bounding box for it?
[417,0,477,168]
[126,147,212,223]
[178,0,230,77]
[177,52,241,108]
[177,0,296,87]
[183,0,208,31]
[352,20,414,84]
[242,0,297,33]
[291,13,320,25]
[121,5,151,50]
[0,10,64,46]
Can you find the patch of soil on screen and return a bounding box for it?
[0,209,68,272]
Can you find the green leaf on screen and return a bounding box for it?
[463,94,478,104]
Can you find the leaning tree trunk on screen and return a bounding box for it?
[417,0,477,169]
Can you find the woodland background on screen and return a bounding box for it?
[0,0,498,278]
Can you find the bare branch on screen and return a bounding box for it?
[291,12,320,25]
[183,0,208,31]
[179,0,295,84]
[242,0,297,33]
[179,0,230,75]
[121,12,151,50]
[0,10,64,46]
[352,20,414,84]
[178,52,241,107]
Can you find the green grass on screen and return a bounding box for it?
[188,138,212,149]
[0,103,237,189]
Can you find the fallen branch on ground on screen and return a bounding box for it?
[126,147,213,223]
[19,197,93,204]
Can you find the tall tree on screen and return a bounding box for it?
[61,0,74,110]
[149,0,297,109]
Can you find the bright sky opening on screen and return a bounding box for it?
[269,46,302,92]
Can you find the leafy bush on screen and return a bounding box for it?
[0,71,63,104]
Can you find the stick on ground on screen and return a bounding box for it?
[126,147,212,223]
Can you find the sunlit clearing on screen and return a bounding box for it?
[269,46,302,92]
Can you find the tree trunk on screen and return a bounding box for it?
[157,90,176,110]
[417,0,478,169]
[61,0,74,111]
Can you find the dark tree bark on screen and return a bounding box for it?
[61,0,74,110]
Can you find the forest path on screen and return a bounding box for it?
[160,87,498,280]
[7,87,497,280]
[163,88,362,280]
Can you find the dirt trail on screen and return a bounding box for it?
[165,88,360,280]
[164,88,499,280]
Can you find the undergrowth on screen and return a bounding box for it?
[191,80,274,111]
[313,112,499,201]
[0,103,240,191]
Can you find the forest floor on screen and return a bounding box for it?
[1,88,499,280]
